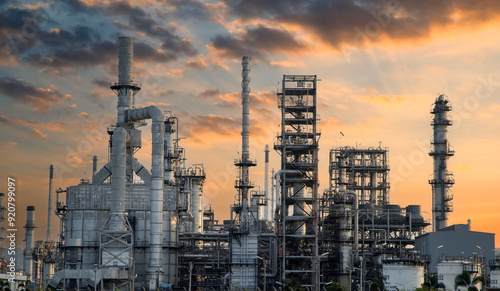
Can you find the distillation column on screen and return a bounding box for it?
[429,94,454,231]
[234,56,256,233]
[230,56,259,291]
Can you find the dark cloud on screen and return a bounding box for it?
[38,26,100,47]
[167,0,210,20]
[92,79,110,88]
[108,1,197,56]
[0,78,65,112]
[226,0,500,48]
[26,40,175,68]
[25,40,115,68]
[211,25,306,58]
[199,89,222,98]
[0,6,48,56]
[134,42,177,62]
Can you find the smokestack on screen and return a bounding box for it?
[111,36,141,124]
[46,165,53,241]
[24,206,36,279]
[234,56,256,232]
[429,94,454,231]
[264,145,270,222]
[92,156,97,178]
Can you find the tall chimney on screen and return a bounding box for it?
[110,37,141,124]
[429,94,454,231]
[264,145,270,221]
[234,56,256,232]
[24,206,36,279]
[92,156,97,178]
[46,165,53,241]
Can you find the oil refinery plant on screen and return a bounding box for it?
[0,37,498,291]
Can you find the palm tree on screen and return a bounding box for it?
[422,274,446,291]
[0,279,12,291]
[454,271,485,291]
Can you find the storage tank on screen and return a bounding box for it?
[490,271,500,288]
[383,260,424,291]
[437,260,483,291]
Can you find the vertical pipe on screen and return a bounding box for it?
[271,168,275,223]
[24,206,36,279]
[92,156,97,178]
[264,145,270,222]
[110,127,128,231]
[47,165,53,241]
[164,118,175,185]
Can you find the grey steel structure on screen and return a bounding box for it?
[329,146,390,205]
[429,94,454,231]
[321,145,430,290]
[18,39,497,291]
[274,75,320,290]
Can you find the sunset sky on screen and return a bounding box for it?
[1,0,500,247]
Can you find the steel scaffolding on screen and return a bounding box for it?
[330,146,390,206]
[274,75,320,289]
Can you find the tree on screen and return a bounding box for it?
[454,271,485,291]
[422,274,446,291]
[283,279,304,291]
[325,282,346,291]
[370,277,386,291]
[0,279,12,291]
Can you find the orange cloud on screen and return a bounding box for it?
[32,128,47,139]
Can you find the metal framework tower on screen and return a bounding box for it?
[429,94,454,231]
[274,75,320,289]
[329,146,390,205]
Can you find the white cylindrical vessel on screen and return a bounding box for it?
[383,263,424,291]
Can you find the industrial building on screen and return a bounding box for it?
[0,37,498,291]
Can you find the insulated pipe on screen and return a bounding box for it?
[24,206,36,279]
[264,145,270,222]
[126,106,165,287]
[109,126,129,231]
[46,165,53,241]
[92,162,111,184]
